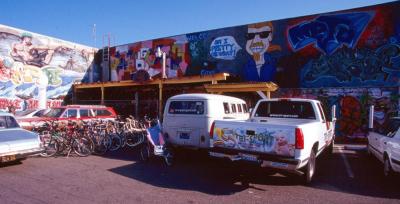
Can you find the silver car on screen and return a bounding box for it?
[0,112,43,163]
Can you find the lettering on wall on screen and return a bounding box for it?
[210,36,241,60]
[288,12,374,55]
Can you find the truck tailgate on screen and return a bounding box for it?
[212,121,296,157]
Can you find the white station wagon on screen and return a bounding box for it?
[0,112,43,164]
[368,117,400,177]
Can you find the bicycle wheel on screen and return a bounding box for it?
[93,136,108,155]
[109,133,122,151]
[40,136,59,157]
[73,136,94,157]
[126,131,145,147]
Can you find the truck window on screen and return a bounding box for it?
[316,103,326,122]
[255,101,316,119]
[168,101,204,115]
[237,104,242,113]
[231,104,237,113]
[223,102,230,114]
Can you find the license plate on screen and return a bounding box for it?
[271,162,288,168]
[179,132,190,139]
[239,153,258,162]
[1,155,16,162]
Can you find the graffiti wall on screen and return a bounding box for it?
[105,1,399,88]
[102,1,399,138]
[0,24,96,111]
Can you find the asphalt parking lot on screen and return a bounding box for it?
[0,144,399,204]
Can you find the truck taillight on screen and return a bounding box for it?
[210,122,215,139]
[295,128,304,149]
[326,122,330,130]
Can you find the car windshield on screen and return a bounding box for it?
[15,109,37,117]
[382,118,400,137]
[44,108,65,118]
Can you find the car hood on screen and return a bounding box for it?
[0,128,40,155]
[0,128,39,142]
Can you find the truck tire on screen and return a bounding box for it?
[303,150,316,184]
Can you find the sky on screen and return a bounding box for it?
[0,0,396,48]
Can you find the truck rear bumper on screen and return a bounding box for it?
[209,147,303,171]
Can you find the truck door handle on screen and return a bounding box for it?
[375,138,378,141]
[384,142,387,145]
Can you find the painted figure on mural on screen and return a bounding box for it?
[11,32,57,67]
[242,22,281,82]
[339,96,362,138]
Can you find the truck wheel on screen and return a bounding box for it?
[303,150,316,184]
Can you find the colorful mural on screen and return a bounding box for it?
[274,87,399,139]
[0,24,96,111]
[102,1,399,138]
[105,1,399,88]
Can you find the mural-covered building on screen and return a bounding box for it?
[96,1,399,139]
[0,24,96,111]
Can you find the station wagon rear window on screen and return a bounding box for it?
[255,101,316,119]
[94,109,112,116]
[168,101,204,115]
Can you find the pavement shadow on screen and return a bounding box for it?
[108,149,304,195]
[107,147,400,198]
[310,149,400,199]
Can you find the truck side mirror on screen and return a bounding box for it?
[368,105,374,131]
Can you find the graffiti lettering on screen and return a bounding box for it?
[0,98,22,110]
[200,69,216,76]
[187,32,208,42]
[301,42,400,87]
[288,12,373,54]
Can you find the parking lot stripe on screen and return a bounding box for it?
[338,148,354,179]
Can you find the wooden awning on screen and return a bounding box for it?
[74,73,230,89]
[73,73,230,119]
[204,82,278,92]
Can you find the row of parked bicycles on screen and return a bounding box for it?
[33,117,149,157]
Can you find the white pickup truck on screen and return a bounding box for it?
[209,98,336,183]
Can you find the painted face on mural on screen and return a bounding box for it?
[22,36,33,46]
[246,22,273,68]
